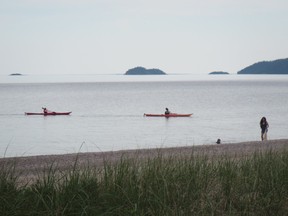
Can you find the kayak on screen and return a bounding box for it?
[25,112,72,116]
[144,113,192,117]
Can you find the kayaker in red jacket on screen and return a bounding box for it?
[42,107,56,115]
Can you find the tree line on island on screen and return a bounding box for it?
[125,58,288,75]
[125,67,166,75]
[237,58,288,74]
[209,58,288,75]
[8,58,288,76]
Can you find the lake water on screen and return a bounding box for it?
[1,74,288,158]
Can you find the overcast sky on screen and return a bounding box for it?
[1,0,287,75]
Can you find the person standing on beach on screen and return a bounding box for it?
[260,117,269,141]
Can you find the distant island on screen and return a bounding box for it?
[209,71,229,75]
[125,67,166,75]
[237,58,288,74]
[9,73,23,76]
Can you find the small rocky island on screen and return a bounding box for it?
[237,58,288,74]
[209,71,229,75]
[9,73,23,76]
[125,67,166,75]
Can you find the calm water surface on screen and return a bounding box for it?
[0,74,287,157]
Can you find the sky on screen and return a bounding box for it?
[0,0,288,75]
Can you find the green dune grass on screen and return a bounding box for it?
[1,150,287,215]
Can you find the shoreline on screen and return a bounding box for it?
[1,139,287,170]
[0,139,287,186]
[1,139,287,214]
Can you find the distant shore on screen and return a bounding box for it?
[1,139,287,178]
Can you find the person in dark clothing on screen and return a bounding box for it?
[42,107,48,114]
[260,117,269,141]
[165,108,170,115]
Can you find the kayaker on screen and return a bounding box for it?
[42,107,48,114]
[165,108,171,115]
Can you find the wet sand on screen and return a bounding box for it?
[1,139,287,184]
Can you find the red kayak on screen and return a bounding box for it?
[25,112,72,116]
[144,113,192,117]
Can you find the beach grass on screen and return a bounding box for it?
[0,150,287,215]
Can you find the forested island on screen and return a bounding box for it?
[9,73,22,76]
[237,58,288,74]
[125,67,166,75]
[209,71,229,75]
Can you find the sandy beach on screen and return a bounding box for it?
[1,139,287,180]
